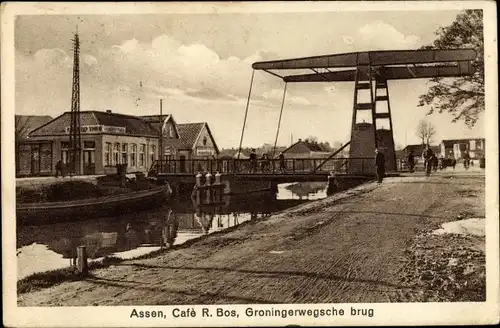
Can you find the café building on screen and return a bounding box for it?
[27,110,161,176]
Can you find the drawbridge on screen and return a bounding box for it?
[251,48,476,173]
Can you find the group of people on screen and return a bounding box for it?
[406,146,470,176]
[248,149,286,173]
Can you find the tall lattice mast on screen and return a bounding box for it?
[69,31,81,175]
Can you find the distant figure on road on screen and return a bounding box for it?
[55,159,64,178]
[463,151,470,170]
[279,152,286,173]
[422,145,434,176]
[249,149,257,173]
[452,158,457,170]
[374,148,385,184]
[479,155,485,169]
[407,150,415,172]
[438,156,445,170]
[432,154,438,172]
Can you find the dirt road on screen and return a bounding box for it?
[18,173,485,306]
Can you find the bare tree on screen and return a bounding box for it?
[15,116,32,173]
[416,120,436,145]
[15,116,32,142]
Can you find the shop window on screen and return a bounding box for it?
[105,142,112,166]
[150,145,156,164]
[470,140,476,150]
[113,143,120,165]
[130,144,137,167]
[139,144,146,167]
[121,143,128,165]
[61,141,69,164]
[84,141,96,149]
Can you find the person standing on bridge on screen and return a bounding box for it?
[279,152,286,173]
[374,148,386,184]
[249,149,257,173]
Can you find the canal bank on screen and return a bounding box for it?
[18,173,486,305]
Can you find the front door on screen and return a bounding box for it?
[83,150,96,175]
[164,155,174,173]
[180,155,186,173]
[31,144,40,175]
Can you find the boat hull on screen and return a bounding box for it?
[16,186,171,225]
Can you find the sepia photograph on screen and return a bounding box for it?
[2,1,498,327]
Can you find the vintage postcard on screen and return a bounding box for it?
[2,1,499,327]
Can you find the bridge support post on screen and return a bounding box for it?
[213,172,222,204]
[195,172,203,205]
[327,172,339,196]
[76,245,88,276]
[205,172,212,204]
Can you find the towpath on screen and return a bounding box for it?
[18,172,485,305]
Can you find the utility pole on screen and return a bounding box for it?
[159,99,163,162]
[69,30,81,175]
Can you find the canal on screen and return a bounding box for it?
[16,182,328,280]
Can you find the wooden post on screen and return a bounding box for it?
[205,172,212,204]
[77,245,88,276]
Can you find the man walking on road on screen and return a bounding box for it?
[422,145,434,176]
[375,148,385,184]
[407,150,415,172]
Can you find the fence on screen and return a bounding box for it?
[149,157,375,175]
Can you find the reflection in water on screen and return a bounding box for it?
[277,182,328,200]
[17,182,322,280]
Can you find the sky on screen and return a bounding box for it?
[15,10,485,149]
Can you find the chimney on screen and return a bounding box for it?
[298,138,302,142]
[106,110,112,113]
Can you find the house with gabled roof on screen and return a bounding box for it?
[171,122,220,173]
[281,139,331,159]
[280,139,333,172]
[176,123,219,157]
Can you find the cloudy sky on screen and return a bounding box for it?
[15,10,485,149]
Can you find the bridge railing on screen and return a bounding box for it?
[149,157,375,176]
